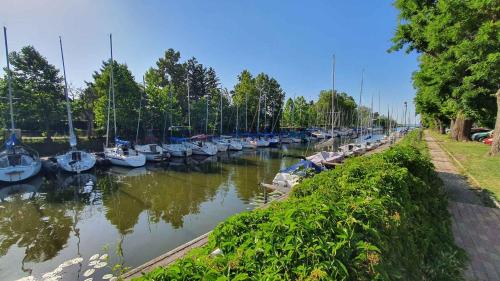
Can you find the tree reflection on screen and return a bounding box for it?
[0,185,72,264]
[99,163,225,231]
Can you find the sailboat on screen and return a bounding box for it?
[185,134,218,156]
[55,37,96,173]
[309,55,345,165]
[103,34,146,167]
[0,27,41,183]
[134,78,169,161]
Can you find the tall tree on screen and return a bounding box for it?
[72,83,98,137]
[2,46,64,140]
[92,60,141,139]
[391,0,499,147]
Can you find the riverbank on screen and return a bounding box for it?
[429,130,500,202]
[131,130,465,280]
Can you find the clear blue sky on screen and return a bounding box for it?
[1,0,419,122]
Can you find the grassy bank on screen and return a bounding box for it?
[137,130,465,281]
[21,137,105,157]
[429,130,500,200]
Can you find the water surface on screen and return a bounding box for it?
[0,144,319,281]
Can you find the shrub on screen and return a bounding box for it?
[138,130,465,281]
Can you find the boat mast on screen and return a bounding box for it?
[356,69,364,142]
[59,36,76,149]
[110,34,117,141]
[236,102,239,136]
[245,91,248,133]
[263,89,267,132]
[256,86,262,133]
[186,73,191,136]
[378,91,381,129]
[220,89,223,135]
[331,54,335,136]
[3,27,15,132]
[136,77,144,144]
[370,93,374,137]
[205,91,209,134]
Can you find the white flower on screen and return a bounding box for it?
[102,274,114,280]
[89,254,100,261]
[94,262,107,268]
[83,269,95,277]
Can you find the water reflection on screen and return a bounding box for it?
[0,143,316,280]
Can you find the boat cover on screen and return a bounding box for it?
[280,159,323,174]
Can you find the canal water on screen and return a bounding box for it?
[0,143,323,281]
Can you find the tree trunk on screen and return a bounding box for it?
[86,112,94,138]
[44,121,53,143]
[452,114,472,141]
[450,119,456,139]
[489,89,500,155]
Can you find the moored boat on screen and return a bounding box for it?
[272,159,323,188]
[0,27,41,182]
[55,36,96,173]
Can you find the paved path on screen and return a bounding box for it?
[426,132,500,280]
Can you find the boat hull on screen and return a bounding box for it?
[0,161,41,183]
[104,148,146,168]
[56,150,96,173]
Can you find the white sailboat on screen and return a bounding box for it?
[134,78,169,161]
[185,135,218,156]
[56,37,96,173]
[103,34,146,168]
[0,27,41,183]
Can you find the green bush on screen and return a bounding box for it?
[138,130,465,281]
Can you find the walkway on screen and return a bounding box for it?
[426,132,500,280]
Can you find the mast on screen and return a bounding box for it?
[3,27,15,131]
[256,87,262,133]
[370,94,374,136]
[331,54,336,136]
[205,91,209,134]
[245,91,248,133]
[403,101,408,129]
[236,103,239,136]
[110,34,117,141]
[136,77,144,144]
[59,36,76,148]
[220,89,223,135]
[356,69,364,142]
[378,91,381,129]
[264,85,269,132]
[186,73,191,136]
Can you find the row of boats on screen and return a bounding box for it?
[271,131,405,189]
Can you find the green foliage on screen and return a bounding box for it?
[392,0,500,127]
[92,60,142,138]
[138,130,465,281]
[1,46,65,135]
[232,71,285,133]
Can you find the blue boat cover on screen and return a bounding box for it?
[169,137,189,143]
[5,133,19,149]
[280,159,323,174]
[115,137,130,147]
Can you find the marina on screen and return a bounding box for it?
[0,131,397,281]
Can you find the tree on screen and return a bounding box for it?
[92,60,141,139]
[73,83,98,137]
[2,46,64,140]
[233,70,257,132]
[391,0,499,147]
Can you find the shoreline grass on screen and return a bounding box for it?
[428,130,500,201]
